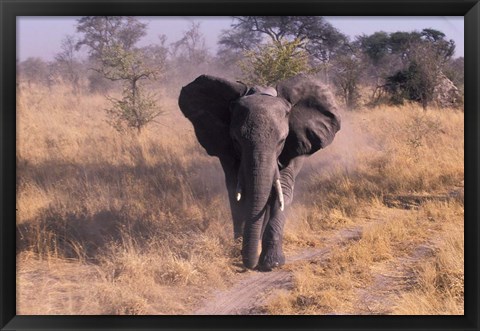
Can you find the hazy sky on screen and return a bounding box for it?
[17,16,464,61]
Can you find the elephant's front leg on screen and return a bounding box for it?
[258,156,305,271]
[258,203,286,271]
[220,158,245,239]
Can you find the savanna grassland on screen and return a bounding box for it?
[16,83,464,315]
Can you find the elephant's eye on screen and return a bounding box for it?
[233,138,241,155]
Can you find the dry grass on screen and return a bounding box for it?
[17,84,237,314]
[16,84,463,315]
[266,201,463,315]
[266,104,464,315]
[391,201,464,315]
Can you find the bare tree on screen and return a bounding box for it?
[167,22,214,85]
[170,22,209,66]
[17,57,50,87]
[331,42,365,109]
[54,35,82,93]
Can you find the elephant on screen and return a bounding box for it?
[178,74,341,271]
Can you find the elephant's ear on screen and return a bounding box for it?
[277,74,341,166]
[179,75,248,158]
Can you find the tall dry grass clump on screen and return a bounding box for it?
[17,83,238,314]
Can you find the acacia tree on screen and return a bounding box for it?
[218,16,347,82]
[76,16,164,133]
[385,29,455,109]
[76,16,147,58]
[76,16,148,93]
[217,26,263,67]
[240,39,311,86]
[357,31,400,104]
[101,44,164,133]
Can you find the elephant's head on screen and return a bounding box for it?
[178,74,341,270]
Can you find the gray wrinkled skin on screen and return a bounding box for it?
[178,74,341,271]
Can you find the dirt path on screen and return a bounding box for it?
[194,227,363,315]
[353,242,437,314]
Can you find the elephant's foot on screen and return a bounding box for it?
[257,242,285,272]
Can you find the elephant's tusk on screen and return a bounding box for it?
[275,179,284,211]
[236,180,242,202]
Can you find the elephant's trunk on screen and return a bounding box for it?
[241,152,276,269]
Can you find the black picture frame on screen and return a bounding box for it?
[1,1,478,330]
